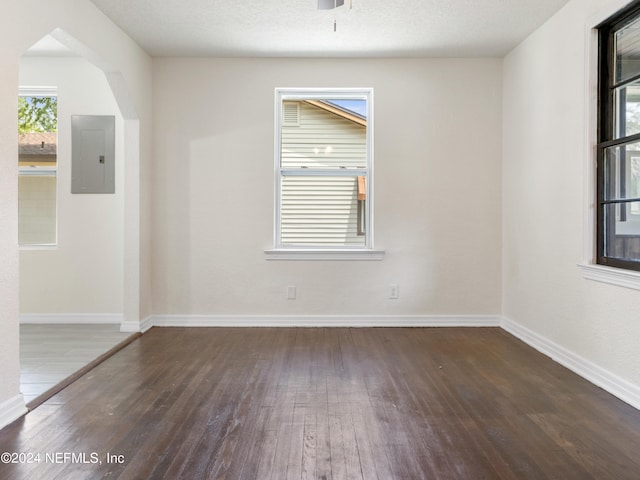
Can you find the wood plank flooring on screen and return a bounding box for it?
[20,324,133,405]
[2,327,640,479]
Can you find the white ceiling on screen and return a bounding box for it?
[83,0,571,58]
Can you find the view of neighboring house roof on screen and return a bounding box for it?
[18,132,57,156]
[305,100,366,126]
[325,100,367,120]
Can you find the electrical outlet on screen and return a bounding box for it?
[389,284,399,299]
[287,285,297,300]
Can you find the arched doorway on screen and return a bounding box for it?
[18,29,141,408]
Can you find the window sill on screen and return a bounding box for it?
[265,248,385,261]
[19,244,57,251]
[578,263,640,290]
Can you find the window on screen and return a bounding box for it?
[597,3,640,271]
[18,88,58,246]
[270,88,381,259]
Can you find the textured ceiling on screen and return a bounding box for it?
[84,0,570,58]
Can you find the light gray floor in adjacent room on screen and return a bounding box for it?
[20,324,132,404]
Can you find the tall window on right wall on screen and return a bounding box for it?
[598,2,640,271]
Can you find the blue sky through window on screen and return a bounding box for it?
[326,99,367,119]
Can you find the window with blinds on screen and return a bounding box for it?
[274,89,373,249]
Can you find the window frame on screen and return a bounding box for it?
[18,86,58,248]
[596,2,640,272]
[267,88,384,260]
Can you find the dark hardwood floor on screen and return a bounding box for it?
[1,327,640,479]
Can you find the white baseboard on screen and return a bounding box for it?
[20,313,124,325]
[150,314,502,328]
[501,316,640,411]
[0,394,27,430]
[120,316,154,333]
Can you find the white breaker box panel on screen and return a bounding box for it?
[71,115,115,194]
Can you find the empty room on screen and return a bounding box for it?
[1,0,640,478]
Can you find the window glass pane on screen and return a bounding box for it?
[632,155,640,214]
[614,82,640,138]
[276,89,372,249]
[599,7,640,269]
[615,15,640,84]
[603,141,640,200]
[18,93,57,246]
[18,131,57,167]
[280,175,366,246]
[281,99,367,169]
[18,174,57,245]
[603,202,640,260]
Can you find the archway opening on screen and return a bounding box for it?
[18,29,140,409]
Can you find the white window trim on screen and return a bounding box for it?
[578,262,640,290]
[20,86,57,97]
[266,87,384,261]
[18,86,58,248]
[264,248,385,261]
[18,166,57,176]
[579,1,640,289]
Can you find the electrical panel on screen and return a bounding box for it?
[71,115,115,194]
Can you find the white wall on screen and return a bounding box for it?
[503,0,640,395]
[0,0,152,424]
[152,58,503,317]
[1,0,636,434]
[19,56,124,316]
